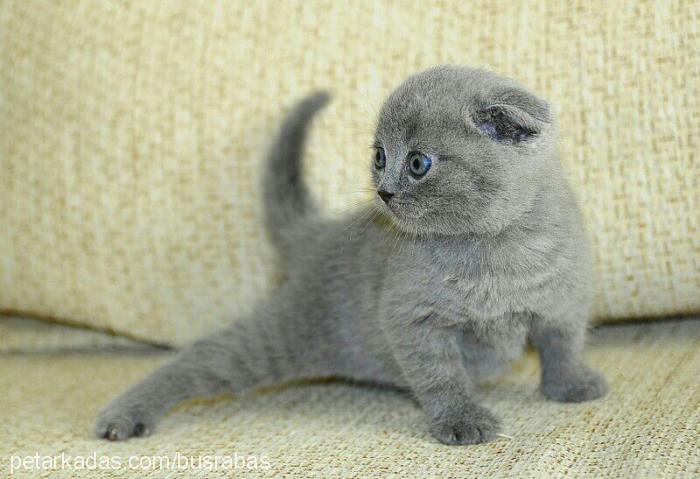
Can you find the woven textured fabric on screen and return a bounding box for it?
[1,320,698,478]
[0,316,149,354]
[0,0,698,345]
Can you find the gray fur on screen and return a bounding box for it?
[95,65,606,445]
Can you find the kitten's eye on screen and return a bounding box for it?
[407,152,432,177]
[373,147,386,170]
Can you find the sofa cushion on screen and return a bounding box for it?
[0,316,149,354]
[1,1,698,345]
[1,319,698,477]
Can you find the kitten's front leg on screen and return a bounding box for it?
[529,318,608,403]
[384,314,500,445]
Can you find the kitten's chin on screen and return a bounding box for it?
[374,200,488,237]
[377,205,487,237]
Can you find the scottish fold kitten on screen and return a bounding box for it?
[96,65,606,445]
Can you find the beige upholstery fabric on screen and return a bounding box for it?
[1,319,698,478]
[1,1,698,345]
[0,316,149,354]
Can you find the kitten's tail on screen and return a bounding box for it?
[264,91,331,253]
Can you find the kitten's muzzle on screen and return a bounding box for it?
[377,189,394,204]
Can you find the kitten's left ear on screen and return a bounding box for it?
[472,87,552,143]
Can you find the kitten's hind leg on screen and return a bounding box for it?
[95,292,338,441]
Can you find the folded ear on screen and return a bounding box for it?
[472,87,552,144]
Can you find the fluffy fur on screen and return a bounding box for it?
[95,65,606,445]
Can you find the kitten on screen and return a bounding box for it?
[96,65,607,445]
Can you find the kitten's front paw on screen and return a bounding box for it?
[542,366,608,403]
[430,403,501,445]
[95,404,154,441]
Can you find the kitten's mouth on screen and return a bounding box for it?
[376,199,426,221]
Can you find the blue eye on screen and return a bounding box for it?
[408,152,432,177]
[373,147,386,169]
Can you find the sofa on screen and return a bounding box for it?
[1,1,698,477]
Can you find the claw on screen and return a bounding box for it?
[105,426,120,441]
[133,423,150,437]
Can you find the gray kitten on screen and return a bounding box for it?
[96,65,606,445]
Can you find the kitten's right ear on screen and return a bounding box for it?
[471,87,552,144]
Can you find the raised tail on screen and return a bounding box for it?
[264,91,331,253]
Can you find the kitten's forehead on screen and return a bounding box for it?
[375,65,497,143]
[376,93,462,149]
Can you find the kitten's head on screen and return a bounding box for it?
[371,65,556,236]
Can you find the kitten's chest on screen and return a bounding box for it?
[434,266,516,321]
[423,242,539,323]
